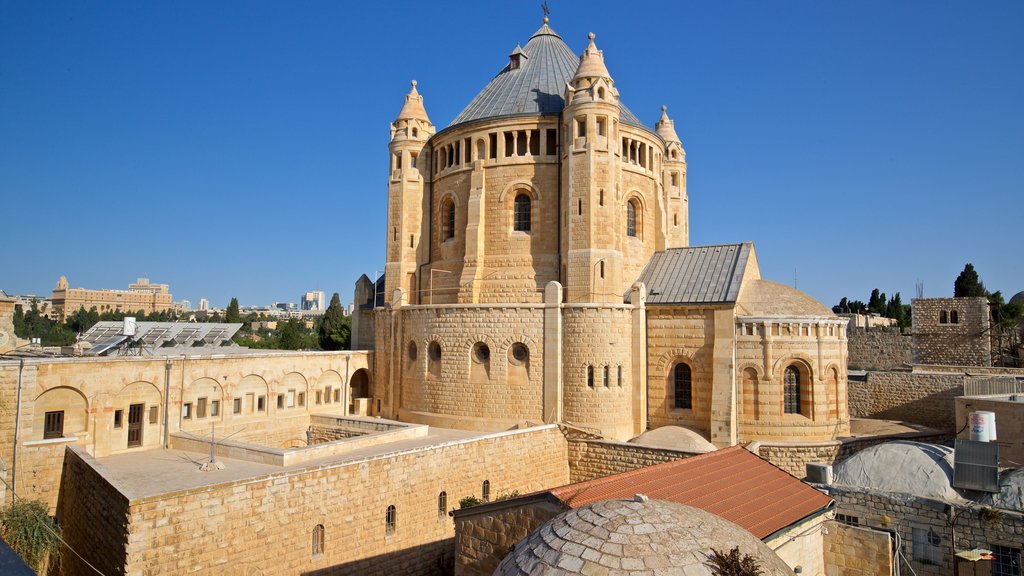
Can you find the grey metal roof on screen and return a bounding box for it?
[448,24,647,130]
[630,243,751,305]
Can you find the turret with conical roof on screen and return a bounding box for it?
[385,81,434,306]
[657,106,688,248]
[562,32,625,304]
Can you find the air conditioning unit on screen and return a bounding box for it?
[806,463,833,485]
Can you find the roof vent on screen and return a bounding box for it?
[633,494,648,503]
[509,45,528,70]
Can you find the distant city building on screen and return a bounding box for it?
[12,294,57,319]
[301,291,325,311]
[272,302,297,312]
[50,276,172,321]
[173,300,192,313]
[198,298,209,311]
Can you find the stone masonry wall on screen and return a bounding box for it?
[58,447,130,576]
[88,426,570,576]
[566,438,692,483]
[454,498,565,576]
[847,328,911,370]
[912,297,991,367]
[823,521,894,576]
[824,484,1024,576]
[847,371,965,431]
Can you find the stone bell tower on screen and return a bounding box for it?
[561,33,623,304]
[385,81,434,305]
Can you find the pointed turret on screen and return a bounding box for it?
[395,80,430,124]
[658,105,688,249]
[572,32,612,84]
[655,106,681,145]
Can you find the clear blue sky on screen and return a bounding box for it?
[2,1,1022,309]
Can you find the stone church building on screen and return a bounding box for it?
[356,17,849,446]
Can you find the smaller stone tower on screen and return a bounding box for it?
[656,106,688,249]
[562,33,623,304]
[385,81,434,305]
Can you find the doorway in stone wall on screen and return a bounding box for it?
[349,369,370,414]
[127,403,144,448]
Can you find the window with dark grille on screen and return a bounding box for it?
[312,524,325,557]
[437,492,448,519]
[44,411,64,439]
[784,366,801,414]
[513,194,531,232]
[443,200,456,240]
[911,527,942,565]
[835,513,859,527]
[626,201,637,237]
[385,505,396,536]
[993,545,1021,576]
[673,364,692,409]
[482,480,490,502]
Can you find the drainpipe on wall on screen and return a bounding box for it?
[11,358,24,504]
[163,358,172,448]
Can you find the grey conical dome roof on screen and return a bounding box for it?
[448,23,646,130]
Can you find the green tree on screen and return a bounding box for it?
[954,263,987,297]
[278,319,305,350]
[0,499,61,573]
[225,297,241,323]
[867,289,887,315]
[318,293,350,350]
[885,292,909,328]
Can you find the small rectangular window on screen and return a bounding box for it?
[464,137,472,162]
[489,133,497,159]
[149,405,159,425]
[287,390,296,408]
[410,152,417,169]
[529,129,540,155]
[277,394,285,409]
[183,403,192,420]
[334,389,341,403]
[576,116,586,138]
[596,117,606,137]
[114,410,124,429]
[324,388,332,404]
[504,132,514,157]
[316,390,323,405]
[210,400,220,417]
[233,398,242,414]
[298,392,305,407]
[394,153,402,170]
[835,513,859,527]
[44,411,64,439]
[197,397,207,418]
[257,395,266,412]
[670,172,678,186]
[546,129,557,156]
[246,393,255,413]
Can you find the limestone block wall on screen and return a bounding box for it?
[561,306,635,439]
[822,521,894,576]
[750,430,949,478]
[847,371,964,431]
[645,307,716,434]
[847,328,912,370]
[58,447,130,576]
[912,297,991,367]
[394,304,546,428]
[59,426,569,576]
[454,498,565,576]
[0,350,370,510]
[824,485,1024,576]
[763,513,827,576]
[566,438,692,483]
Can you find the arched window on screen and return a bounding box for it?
[603,365,610,387]
[587,365,594,387]
[939,310,948,324]
[412,127,418,138]
[437,491,448,519]
[950,310,959,324]
[312,524,325,557]
[482,480,491,502]
[442,199,456,240]
[784,366,801,414]
[673,364,692,409]
[626,200,638,237]
[385,505,397,536]
[513,193,531,232]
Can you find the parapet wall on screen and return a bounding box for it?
[847,371,965,432]
[846,328,911,370]
[566,438,693,483]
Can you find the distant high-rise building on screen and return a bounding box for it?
[198,298,209,311]
[51,276,172,320]
[301,291,326,311]
[174,300,192,312]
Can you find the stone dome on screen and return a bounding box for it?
[1009,290,1024,306]
[493,498,793,576]
[629,426,716,453]
[736,280,833,317]
[833,441,965,502]
[981,467,1024,511]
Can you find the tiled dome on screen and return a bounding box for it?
[493,497,793,576]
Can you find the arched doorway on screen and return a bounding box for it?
[349,369,370,415]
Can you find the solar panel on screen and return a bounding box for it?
[952,439,1000,493]
[86,335,129,356]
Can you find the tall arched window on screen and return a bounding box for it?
[442,199,456,240]
[385,505,397,536]
[587,365,594,388]
[673,364,692,409]
[626,200,638,237]
[939,310,948,324]
[312,524,325,556]
[784,366,801,414]
[437,491,448,519]
[513,193,531,232]
[482,480,491,502]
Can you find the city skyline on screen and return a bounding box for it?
[2,1,1022,309]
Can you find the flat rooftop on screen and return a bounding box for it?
[91,425,480,500]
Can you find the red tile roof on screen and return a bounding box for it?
[548,445,832,539]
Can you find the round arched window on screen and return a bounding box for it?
[408,341,418,361]
[472,342,490,363]
[428,341,442,362]
[509,343,529,365]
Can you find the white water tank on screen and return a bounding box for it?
[123,316,137,337]
[969,411,997,442]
